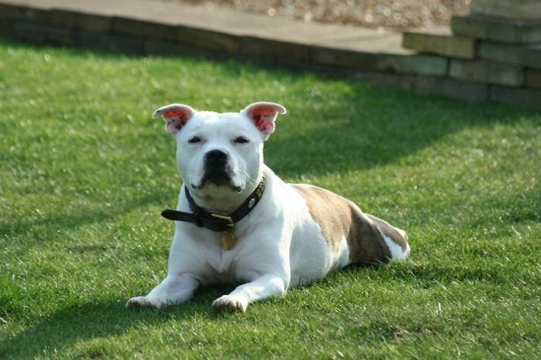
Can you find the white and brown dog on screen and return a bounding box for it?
[126,102,410,312]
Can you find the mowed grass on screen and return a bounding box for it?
[0,38,540,359]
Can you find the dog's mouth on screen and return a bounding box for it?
[191,149,244,192]
[192,175,243,193]
[201,170,233,187]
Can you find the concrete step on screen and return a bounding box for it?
[527,69,541,89]
[480,42,541,70]
[402,27,477,59]
[451,14,541,44]
[450,59,525,87]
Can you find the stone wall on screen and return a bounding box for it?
[1,0,540,109]
[403,12,541,108]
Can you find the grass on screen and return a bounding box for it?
[0,38,540,359]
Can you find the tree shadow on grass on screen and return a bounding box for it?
[2,286,234,358]
[263,87,539,178]
[0,188,172,255]
[2,301,162,357]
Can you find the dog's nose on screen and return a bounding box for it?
[206,150,228,163]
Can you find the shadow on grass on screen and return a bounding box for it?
[2,301,167,357]
[0,188,171,247]
[2,286,234,358]
[264,91,539,178]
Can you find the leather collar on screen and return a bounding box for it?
[161,173,266,233]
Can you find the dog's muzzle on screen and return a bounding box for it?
[201,149,233,187]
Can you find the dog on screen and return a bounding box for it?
[126,102,410,312]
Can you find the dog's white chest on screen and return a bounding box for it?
[207,248,236,277]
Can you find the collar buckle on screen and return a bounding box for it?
[210,213,234,228]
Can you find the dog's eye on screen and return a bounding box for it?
[188,136,201,144]
[234,136,249,144]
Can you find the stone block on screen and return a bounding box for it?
[113,17,178,42]
[526,69,541,89]
[0,2,51,23]
[523,45,541,70]
[0,3,28,19]
[480,42,541,70]
[0,19,15,38]
[145,40,211,58]
[470,0,541,20]
[50,9,111,33]
[450,59,525,87]
[107,35,144,55]
[479,41,524,65]
[377,53,448,76]
[352,71,488,101]
[45,26,79,46]
[414,76,489,101]
[402,28,477,59]
[81,32,146,56]
[145,40,186,57]
[451,14,541,44]
[178,26,240,54]
[14,22,78,46]
[23,9,51,25]
[353,71,418,91]
[490,86,541,109]
[241,36,309,62]
[14,22,49,44]
[312,46,378,71]
[79,31,110,52]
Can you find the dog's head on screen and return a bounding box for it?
[153,102,286,206]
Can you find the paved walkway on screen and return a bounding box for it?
[3,0,406,50]
[0,0,411,62]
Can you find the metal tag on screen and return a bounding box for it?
[221,229,235,250]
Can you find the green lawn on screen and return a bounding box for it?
[1,39,540,359]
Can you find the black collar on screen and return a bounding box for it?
[161,173,266,233]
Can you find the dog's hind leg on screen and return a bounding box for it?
[347,211,410,265]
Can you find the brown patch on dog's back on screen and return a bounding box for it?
[291,184,350,253]
[291,184,407,265]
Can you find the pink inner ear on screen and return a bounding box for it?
[250,108,277,133]
[163,109,190,132]
[253,115,274,132]
[164,109,189,122]
[164,109,182,117]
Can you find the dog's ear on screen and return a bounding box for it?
[242,102,287,138]
[153,104,195,134]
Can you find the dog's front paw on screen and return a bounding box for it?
[212,295,248,312]
[126,296,166,309]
